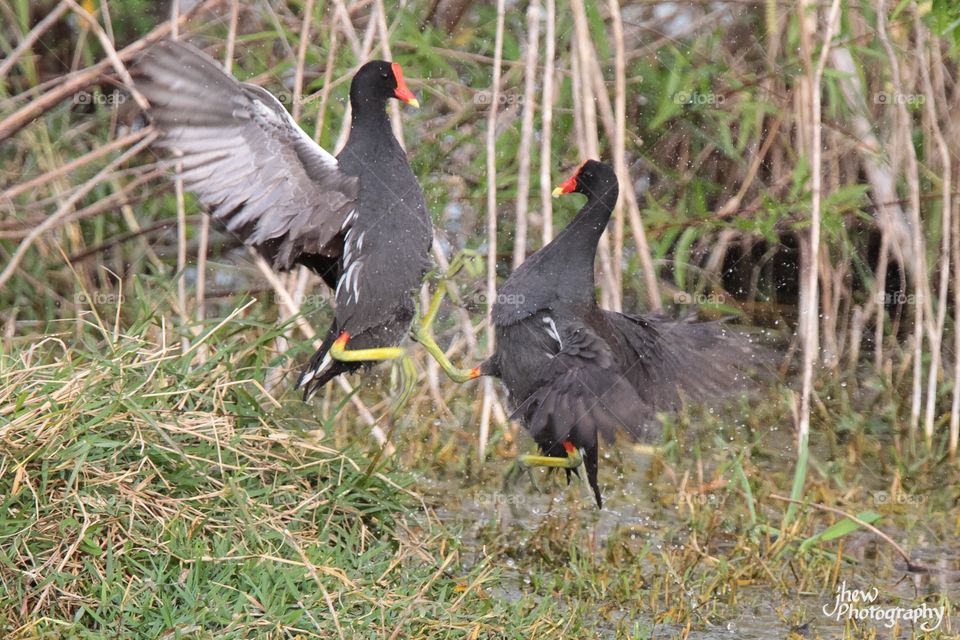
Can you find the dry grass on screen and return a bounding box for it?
[0,300,582,637]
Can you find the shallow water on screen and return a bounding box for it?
[418,440,960,639]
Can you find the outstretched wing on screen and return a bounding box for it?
[511,324,653,451]
[603,311,765,410]
[134,40,358,275]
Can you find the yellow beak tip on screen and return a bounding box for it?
[551,186,564,198]
[406,98,420,109]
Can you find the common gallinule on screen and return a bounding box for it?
[479,160,762,507]
[135,41,472,399]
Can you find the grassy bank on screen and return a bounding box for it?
[0,298,577,638]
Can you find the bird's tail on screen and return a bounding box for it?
[296,323,361,401]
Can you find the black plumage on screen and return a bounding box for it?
[481,160,765,507]
[134,41,431,398]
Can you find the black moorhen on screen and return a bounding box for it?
[135,41,440,399]
[480,160,763,507]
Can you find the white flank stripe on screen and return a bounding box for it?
[343,230,354,267]
[341,208,357,230]
[337,262,356,297]
[349,262,362,304]
[542,316,562,348]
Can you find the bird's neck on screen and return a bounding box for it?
[532,187,619,300]
[347,100,405,165]
[350,94,395,137]
[550,187,619,260]
[566,189,618,242]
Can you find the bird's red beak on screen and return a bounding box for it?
[553,175,578,197]
[391,63,419,108]
[553,165,583,197]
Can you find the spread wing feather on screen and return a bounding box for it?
[134,40,358,272]
[603,311,766,410]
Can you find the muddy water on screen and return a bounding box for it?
[419,443,960,639]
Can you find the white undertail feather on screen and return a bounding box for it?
[298,352,332,390]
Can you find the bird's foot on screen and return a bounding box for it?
[413,325,480,383]
[411,282,480,383]
[504,458,542,495]
[388,353,418,413]
[426,248,479,283]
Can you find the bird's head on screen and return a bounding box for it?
[351,60,419,108]
[552,160,618,200]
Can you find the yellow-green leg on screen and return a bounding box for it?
[518,442,583,470]
[329,332,406,362]
[504,442,583,496]
[411,280,479,383]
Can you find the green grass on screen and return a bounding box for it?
[0,293,581,638]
